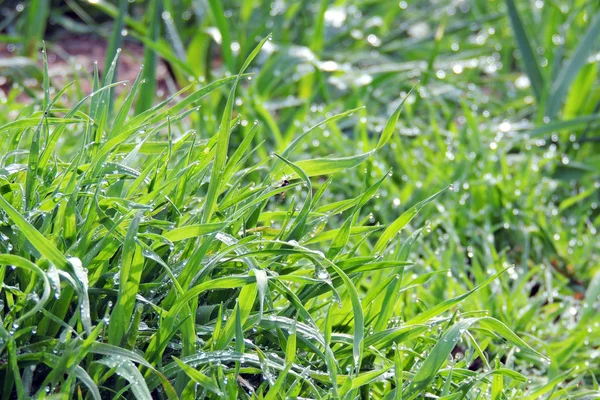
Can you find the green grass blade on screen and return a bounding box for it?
[521,113,600,138]
[135,0,159,114]
[477,317,547,360]
[376,85,417,150]
[408,318,478,394]
[0,254,51,324]
[202,35,271,224]
[108,213,142,346]
[406,268,507,326]
[24,0,49,56]
[329,263,364,370]
[162,223,226,242]
[287,152,374,178]
[42,42,49,109]
[328,173,388,258]
[273,153,312,241]
[110,66,145,139]
[97,356,152,400]
[505,0,545,102]
[208,0,234,72]
[172,357,223,396]
[373,187,446,254]
[103,0,127,84]
[0,194,69,270]
[546,10,600,117]
[215,283,257,350]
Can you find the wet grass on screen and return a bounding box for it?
[0,0,599,398]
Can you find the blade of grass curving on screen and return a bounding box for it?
[68,256,92,335]
[284,152,374,178]
[305,226,383,245]
[91,343,177,398]
[351,367,393,390]
[477,317,547,360]
[0,255,50,324]
[71,365,102,400]
[376,85,417,150]
[172,357,223,396]
[0,194,69,270]
[0,117,82,134]
[97,356,152,400]
[270,107,362,175]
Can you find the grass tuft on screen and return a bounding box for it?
[1,0,600,398]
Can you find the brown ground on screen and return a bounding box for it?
[0,33,173,102]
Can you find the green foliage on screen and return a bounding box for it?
[1,0,600,399]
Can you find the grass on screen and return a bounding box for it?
[0,0,599,398]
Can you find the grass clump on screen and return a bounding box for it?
[0,39,546,400]
[1,0,600,399]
